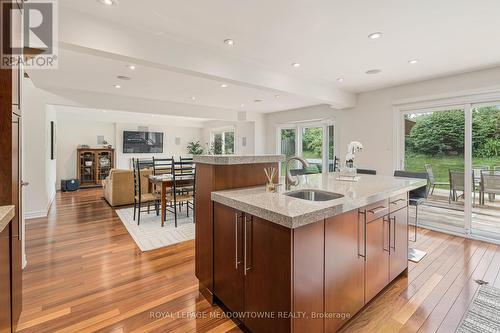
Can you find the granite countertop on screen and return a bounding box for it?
[193,154,284,165]
[211,173,427,229]
[0,205,15,233]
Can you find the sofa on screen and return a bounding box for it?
[102,168,152,206]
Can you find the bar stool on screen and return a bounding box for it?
[394,170,429,262]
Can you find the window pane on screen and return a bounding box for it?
[213,133,223,155]
[404,109,465,231]
[328,125,335,172]
[224,131,235,155]
[471,105,500,240]
[302,127,323,173]
[280,128,296,170]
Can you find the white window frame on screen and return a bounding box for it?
[275,120,337,174]
[210,126,235,155]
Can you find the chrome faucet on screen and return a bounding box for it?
[285,156,309,190]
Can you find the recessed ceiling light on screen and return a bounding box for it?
[408,59,419,64]
[337,78,344,83]
[368,32,383,39]
[291,62,301,68]
[127,64,136,70]
[117,75,131,80]
[113,84,121,88]
[191,96,196,101]
[220,83,228,88]
[274,94,280,99]
[254,99,263,103]
[151,114,155,117]
[224,39,235,46]
[240,103,245,107]
[98,0,117,6]
[101,110,107,113]
[365,69,381,75]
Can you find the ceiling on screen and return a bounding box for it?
[29,0,500,117]
[29,49,319,113]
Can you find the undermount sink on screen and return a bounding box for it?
[284,189,344,201]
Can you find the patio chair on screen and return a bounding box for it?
[425,164,450,195]
[480,170,500,205]
[449,170,465,204]
[449,170,477,204]
[494,166,500,172]
[472,165,490,183]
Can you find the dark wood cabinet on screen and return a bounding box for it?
[213,206,291,333]
[389,207,408,281]
[325,211,365,332]
[365,217,390,302]
[213,203,244,313]
[210,197,408,333]
[244,215,291,333]
[195,162,279,302]
[0,226,12,333]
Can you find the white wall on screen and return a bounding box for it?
[265,66,500,175]
[56,112,116,186]
[55,111,203,185]
[23,80,76,218]
[114,123,203,169]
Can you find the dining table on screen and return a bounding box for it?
[148,174,195,227]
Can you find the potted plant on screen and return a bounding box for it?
[187,141,204,155]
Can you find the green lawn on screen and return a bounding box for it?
[405,154,500,183]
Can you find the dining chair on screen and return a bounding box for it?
[153,156,174,176]
[425,164,450,195]
[169,161,196,227]
[480,170,500,205]
[357,168,377,175]
[132,158,160,225]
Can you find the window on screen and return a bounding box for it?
[211,129,235,155]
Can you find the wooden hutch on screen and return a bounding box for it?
[77,148,115,188]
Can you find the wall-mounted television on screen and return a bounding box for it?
[123,131,164,153]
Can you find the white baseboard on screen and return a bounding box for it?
[25,191,56,220]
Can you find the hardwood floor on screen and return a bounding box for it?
[18,189,500,332]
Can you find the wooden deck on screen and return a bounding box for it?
[417,188,500,237]
[17,188,500,332]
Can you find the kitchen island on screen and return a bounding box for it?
[203,172,426,333]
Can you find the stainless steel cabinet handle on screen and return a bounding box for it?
[368,206,387,215]
[235,213,239,269]
[244,215,248,275]
[391,216,396,250]
[357,211,366,259]
[383,217,390,252]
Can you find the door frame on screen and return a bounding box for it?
[393,90,500,243]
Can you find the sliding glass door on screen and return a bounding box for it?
[400,101,500,243]
[403,108,466,233]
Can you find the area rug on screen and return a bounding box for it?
[456,284,500,333]
[115,207,195,252]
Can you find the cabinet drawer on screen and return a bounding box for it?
[389,193,408,213]
[360,199,389,223]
